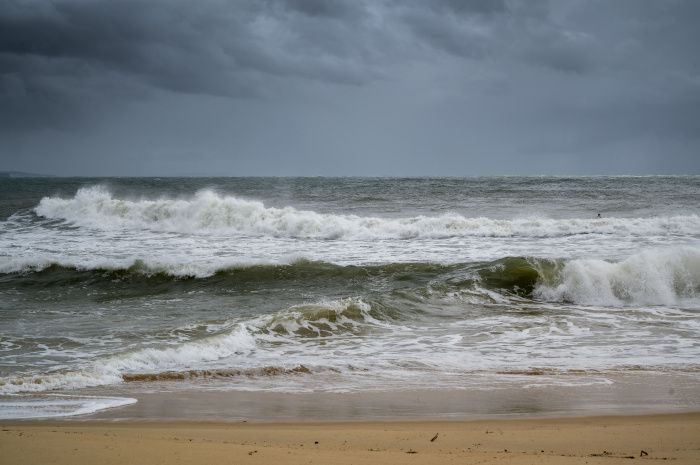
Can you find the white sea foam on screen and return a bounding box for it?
[0,299,394,395]
[248,298,389,338]
[534,247,700,306]
[35,186,700,239]
[105,323,256,373]
[0,255,282,277]
[0,325,256,394]
[0,395,137,419]
[1,291,699,395]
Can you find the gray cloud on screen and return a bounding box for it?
[1,0,699,174]
[0,0,591,103]
[282,0,365,19]
[0,1,384,103]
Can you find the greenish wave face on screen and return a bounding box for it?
[0,258,547,304]
[474,257,547,296]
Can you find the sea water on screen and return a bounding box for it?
[1,177,699,418]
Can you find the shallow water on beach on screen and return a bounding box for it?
[1,176,699,419]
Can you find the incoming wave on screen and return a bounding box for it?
[34,186,700,239]
[0,324,257,394]
[2,248,699,396]
[535,247,700,306]
[2,249,699,306]
[0,299,380,394]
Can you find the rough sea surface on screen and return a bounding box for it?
[1,177,699,418]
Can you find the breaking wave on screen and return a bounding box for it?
[535,247,700,306]
[0,299,381,395]
[34,186,700,239]
[0,324,256,394]
[250,298,395,338]
[2,249,699,307]
[2,246,699,396]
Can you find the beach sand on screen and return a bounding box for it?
[2,413,699,464]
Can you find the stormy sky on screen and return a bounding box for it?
[1,0,699,176]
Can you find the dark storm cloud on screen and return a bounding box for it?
[393,0,594,72]
[0,0,384,123]
[0,2,328,131]
[0,0,368,95]
[1,0,699,174]
[0,0,587,105]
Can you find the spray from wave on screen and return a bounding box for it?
[534,247,700,306]
[34,186,700,239]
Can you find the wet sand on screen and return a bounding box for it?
[81,370,700,421]
[2,413,699,464]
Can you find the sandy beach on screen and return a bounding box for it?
[2,412,699,465]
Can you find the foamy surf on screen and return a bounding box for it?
[0,324,257,395]
[2,280,699,396]
[0,300,379,395]
[0,395,137,419]
[0,255,283,277]
[34,186,700,239]
[534,247,700,306]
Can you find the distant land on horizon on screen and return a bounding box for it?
[0,171,53,178]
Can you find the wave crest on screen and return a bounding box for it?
[534,247,700,306]
[34,186,700,239]
[2,250,699,307]
[251,298,395,338]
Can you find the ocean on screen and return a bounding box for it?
[1,176,699,419]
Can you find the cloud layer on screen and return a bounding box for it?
[1,0,699,174]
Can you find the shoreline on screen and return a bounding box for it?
[4,408,700,425]
[3,412,699,464]
[3,369,699,422]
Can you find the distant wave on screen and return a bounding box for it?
[0,256,276,278]
[34,186,700,239]
[0,256,463,279]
